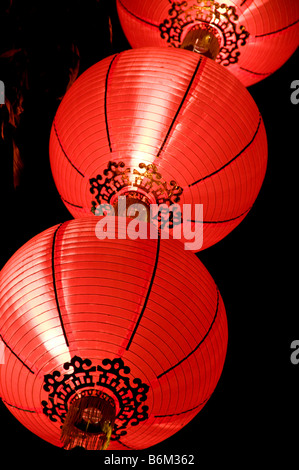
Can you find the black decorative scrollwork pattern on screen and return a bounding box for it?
[159,0,250,66]
[89,161,183,229]
[42,356,149,441]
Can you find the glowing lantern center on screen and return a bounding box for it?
[181,24,220,60]
[61,390,116,450]
[111,190,152,223]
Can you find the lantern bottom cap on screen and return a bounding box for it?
[180,24,220,60]
[60,390,116,451]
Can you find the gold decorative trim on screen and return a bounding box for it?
[159,0,250,66]
[89,161,183,213]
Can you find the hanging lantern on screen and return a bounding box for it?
[49,47,267,252]
[0,217,228,450]
[116,0,299,87]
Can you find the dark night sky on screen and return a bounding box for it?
[0,0,298,464]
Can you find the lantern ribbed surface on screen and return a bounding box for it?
[116,0,299,87]
[0,217,228,450]
[49,47,268,252]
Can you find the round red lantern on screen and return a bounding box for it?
[49,47,268,252]
[0,217,228,450]
[116,0,299,87]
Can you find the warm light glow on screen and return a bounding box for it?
[0,217,227,450]
[50,47,267,252]
[116,0,299,87]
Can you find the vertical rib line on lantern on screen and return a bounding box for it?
[51,223,70,349]
[126,232,161,351]
[156,55,205,159]
[157,288,220,379]
[189,114,262,187]
[154,396,209,417]
[105,53,120,153]
[53,120,85,178]
[117,0,160,29]
[0,334,35,374]
[255,18,299,37]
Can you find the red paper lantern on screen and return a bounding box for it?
[49,47,267,252]
[0,217,227,450]
[116,0,299,87]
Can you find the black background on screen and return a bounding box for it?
[0,0,298,465]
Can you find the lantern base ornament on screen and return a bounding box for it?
[90,161,184,229]
[112,189,152,223]
[42,355,150,448]
[60,390,116,451]
[180,25,220,60]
